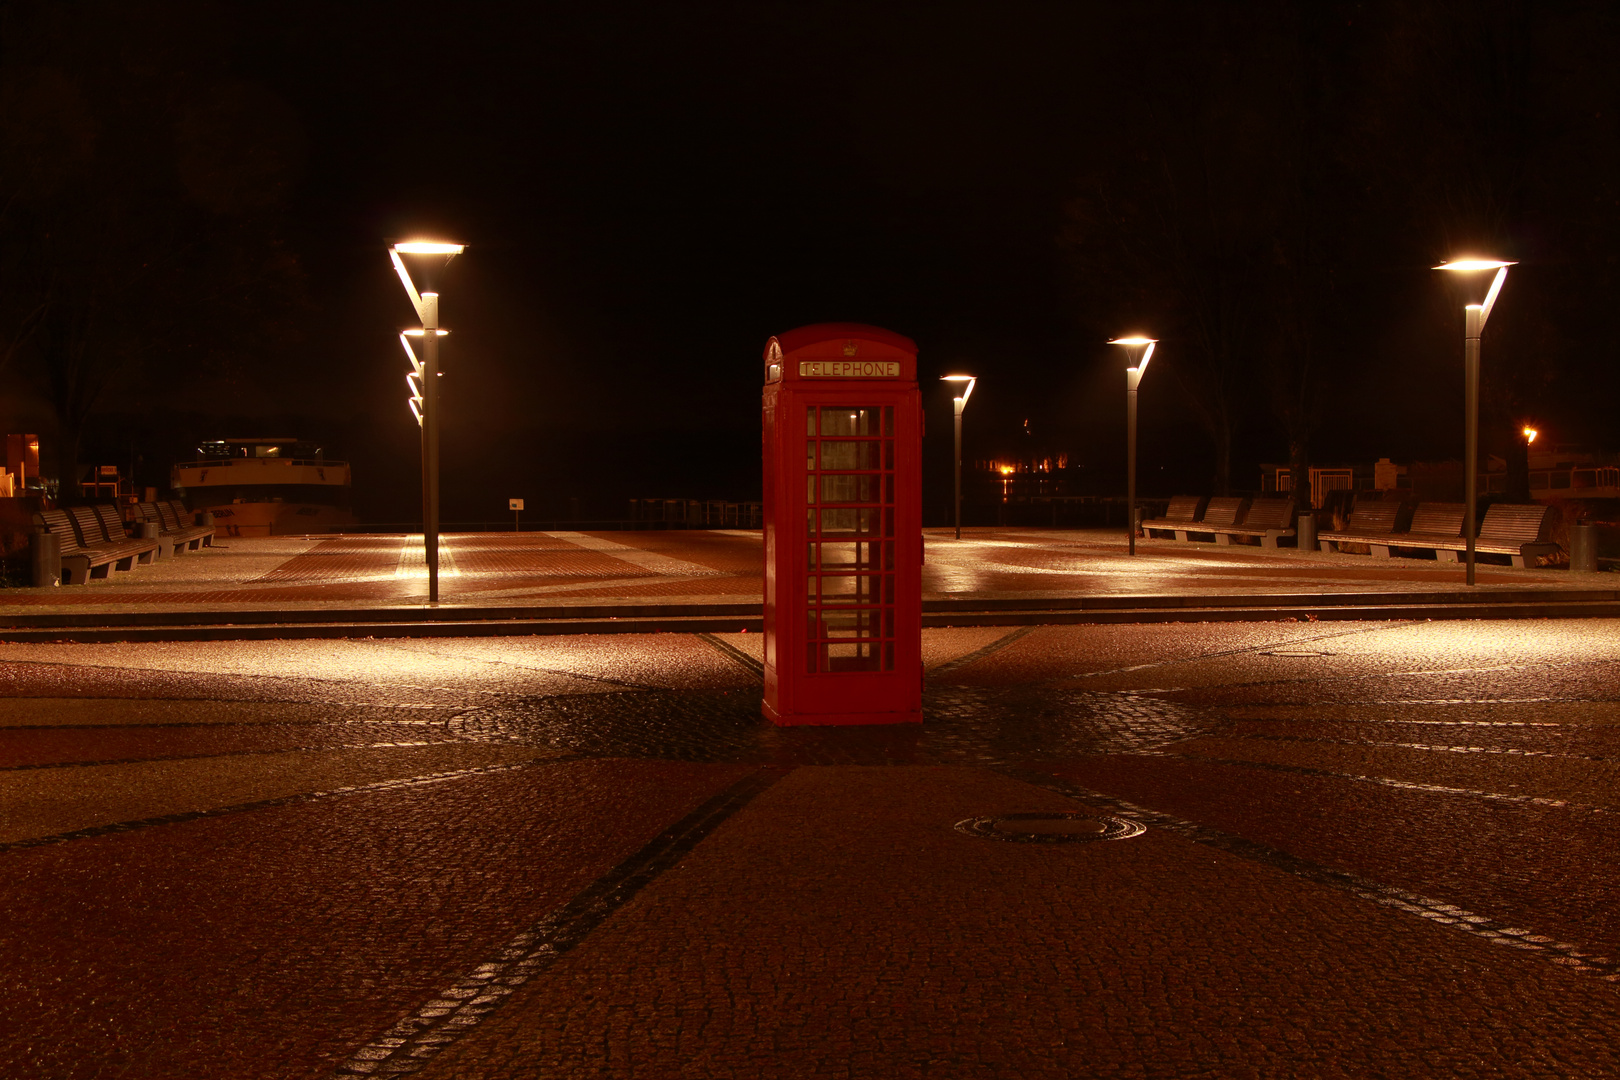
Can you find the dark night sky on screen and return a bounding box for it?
[4,2,1619,523]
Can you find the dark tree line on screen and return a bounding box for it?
[1062,0,1620,495]
[0,2,310,491]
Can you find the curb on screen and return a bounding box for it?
[2,595,1619,642]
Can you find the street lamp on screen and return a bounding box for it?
[1434,257,1513,586]
[390,240,465,603]
[940,375,976,540]
[1109,336,1157,555]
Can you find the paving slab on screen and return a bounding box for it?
[5,622,1620,1077]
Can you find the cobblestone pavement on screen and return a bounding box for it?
[3,621,1619,1077]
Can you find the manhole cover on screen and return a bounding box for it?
[955,812,1145,844]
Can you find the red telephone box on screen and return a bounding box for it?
[761,323,922,726]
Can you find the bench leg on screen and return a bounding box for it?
[90,562,112,581]
[1437,549,1459,562]
[1215,533,1232,545]
[1262,532,1282,550]
[1174,530,1190,541]
[137,550,155,565]
[1370,545,1392,558]
[1510,554,1528,568]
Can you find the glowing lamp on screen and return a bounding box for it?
[392,241,466,255]
[940,375,977,539]
[389,237,466,604]
[1434,257,1515,585]
[1109,335,1158,555]
[941,374,976,406]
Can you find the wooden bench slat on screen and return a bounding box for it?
[1199,497,1249,528]
[1405,503,1465,538]
[1479,504,1556,543]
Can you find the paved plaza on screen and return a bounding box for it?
[1,529,1615,637]
[5,609,1620,1077]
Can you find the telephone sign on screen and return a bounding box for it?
[761,323,922,726]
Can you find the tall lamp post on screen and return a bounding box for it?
[1435,258,1513,586]
[940,375,976,540]
[1109,336,1157,556]
[390,240,465,603]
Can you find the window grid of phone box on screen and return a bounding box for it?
[804,405,895,673]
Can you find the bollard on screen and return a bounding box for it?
[30,527,60,587]
[138,520,164,558]
[1570,522,1599,574]
[1297,512,1317,553]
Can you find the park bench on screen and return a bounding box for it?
[94,505,169,564]
[1141,495,1210,540]
[1317,500,1408,557]
[74,505,162,567]
[1408,502,1560,568]
[1203,497,1297,549]
[1384,502,1466,559]
[138,500,213,553]
[32,507,145,584]
[1174,496,1249,542]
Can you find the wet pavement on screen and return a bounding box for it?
[4,621,1620,1077]
[2,527,1612,617]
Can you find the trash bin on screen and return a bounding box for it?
[1570,522,1599,574]
[1297,512,1317,552]
[30,527,60,587]
[138,520,164,558]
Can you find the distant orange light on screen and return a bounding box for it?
[998,465,1015,476]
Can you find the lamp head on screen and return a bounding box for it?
[1109,336,1157,380]
[392,241,466,256]
[940,374,976,408]
[1435,257,1514,326]
[1434,258,1515,273]
[389,239,467,318]
[1522,426,1538,445]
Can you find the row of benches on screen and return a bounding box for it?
[1316,500,1559,567]
[1143,495,1560,567]
[1142,497,1298,548]
[33,500,214,584]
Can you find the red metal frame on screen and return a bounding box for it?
[762,324,922,725]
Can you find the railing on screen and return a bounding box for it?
[340,518,762,533]
[628,499,763,528]
[172,458,348,470]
